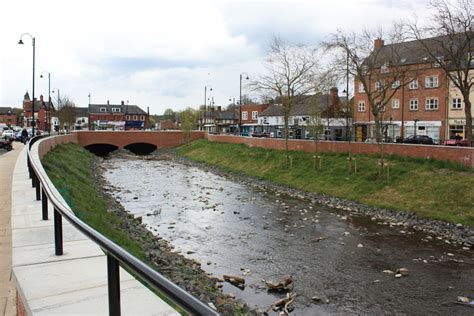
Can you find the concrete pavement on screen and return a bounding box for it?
[0,142,24,316]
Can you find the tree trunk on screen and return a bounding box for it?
[463,92,472,147]
[373,113,382,143]
[284,114,289,168]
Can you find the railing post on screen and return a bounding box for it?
[107,255,121,316]
[54,208,63,255]
[27,156,32,179]
[35,176,41,201]
[31,169,36,188]
[41,188,48,220]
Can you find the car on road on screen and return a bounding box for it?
[1,129,14,140]
[444,138,469,147]
[402,135,434,145]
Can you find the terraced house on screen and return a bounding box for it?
[89,100,149,130]
[353,34,474,144]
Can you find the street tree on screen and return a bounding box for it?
[324,28,418,143]
[181,107,198,144]
[252,36,319,166]
[406,0,473,146]
[57,97,76,134]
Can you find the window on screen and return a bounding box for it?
[409,79,418,89]
[375,81,382,91]
[381,63,389,73]
[140,115,145,121]
[126,115,130,120]
[242,111,248,120]
[252,111,258,120]
[452,98,462,110]
[392,80,400,89]
[358,82,365,93]
[392,99,400,109]
[425,98,439,110]
[112,107,121,113]
[358,101,365,112]
[133,115,137,120]
[263,117,268,124]
[378,102,386,112]
[100,107,106,112]
[409,99,419,111]
[425,76,438,88]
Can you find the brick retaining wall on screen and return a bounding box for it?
[207,135,474,168]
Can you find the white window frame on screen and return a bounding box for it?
[126,115,130,120]
[425,76,439,88]
[391,99,400,109]
[425,97,439,110]
[358,82,365,93]
[391,80,400,89]
[409,99,419,111]
[409,79,418,90]
[358,101,365,112]
[381,63,389,73]
[133,115,138,120]
[451,98,462,110]
[140,115,145,121]
[112,107,121,113]
[100,107,107,113]
[251,111,258,120]
[375,81,382,91]
[242,111,248,120]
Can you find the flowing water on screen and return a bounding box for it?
[102,157,474,315]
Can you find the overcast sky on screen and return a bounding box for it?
[0,0,431,115]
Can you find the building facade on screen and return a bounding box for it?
[447,71,474,140]
[89,101,149,130]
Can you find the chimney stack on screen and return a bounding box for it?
[374,38,384,50]
[217,106,222,112]
[107,100,110,105]
[121,100,124,105]
[330,87,340,107]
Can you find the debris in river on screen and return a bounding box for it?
[267,292,296,315]
[223,275,245,288]
[396,268,409,276]
[265,275,294,291]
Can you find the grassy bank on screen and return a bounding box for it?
[176,139,474,226]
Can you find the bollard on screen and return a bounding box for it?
[107,255,121,316]
[42,189,48,220]
[54,209,63,255]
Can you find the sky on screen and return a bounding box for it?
[0,0,431,115]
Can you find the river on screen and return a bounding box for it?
[101,156,474,315]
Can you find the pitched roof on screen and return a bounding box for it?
[89,103,147,115]
[215,108,238,120]
[259,94,347,117]
[0,107,15,115]
[75,107,89,117]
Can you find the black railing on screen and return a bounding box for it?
[26,136,219,316]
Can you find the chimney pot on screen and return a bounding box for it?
[121,100,124,105]
[374,38,384,50]
[107,100,110,105]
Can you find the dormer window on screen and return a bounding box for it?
[112,107,121,113]
[381,63,389,73]
[99,107,107,112]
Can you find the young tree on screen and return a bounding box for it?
[324,28,418,142]
[181,107,198,144]
[252,36,319,166]
[57,97,76,134]
[406,0,473,146]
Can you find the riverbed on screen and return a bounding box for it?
[101,156,474,315]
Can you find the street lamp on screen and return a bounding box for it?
[52,89,61,133]
[229,97,236,134]
[18,33,36,135]
[203,85,212,131]
[40,71,51,134]
[239,72,249,135]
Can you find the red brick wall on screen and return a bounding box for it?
[207,135,474,168]
[38,134,78,159]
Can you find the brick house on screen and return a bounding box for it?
[89,101,149,130]
[0,107,21,126]
[239,103,270,136]
[22,91,53,131]
[447,71,474,140]
[353,37,457,144]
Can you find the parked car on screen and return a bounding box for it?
[445,138,469,147]
[1,129,14,140]
[402,135,434,145]
[251,132,270,138]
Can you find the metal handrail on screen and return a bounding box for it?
[26,136,219,316]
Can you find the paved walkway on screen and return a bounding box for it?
[0,143,24,316]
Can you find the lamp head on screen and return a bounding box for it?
[40,74,43,78]
[246,76,249,80]
[18,39,24,45]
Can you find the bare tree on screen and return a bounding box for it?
[252,36,319,166]
[181,108,198,144]
[57,97,76,134]
[324,28,418,143]
[406,0,473,146]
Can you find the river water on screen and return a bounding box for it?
[102,156,474,315]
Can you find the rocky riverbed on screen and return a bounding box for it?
[96,149,474,315]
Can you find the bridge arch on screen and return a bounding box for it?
[84,143,119,156]
[123,142,157,155]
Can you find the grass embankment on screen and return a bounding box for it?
[177,139,474,227]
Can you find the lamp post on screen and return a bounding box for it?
[18,33,36,135]
[203,85,212,131]
[40,71,51,134]
[229,97,236,134]
[239,72,249,135]
[414,119,419,137]
[52,89,61,133]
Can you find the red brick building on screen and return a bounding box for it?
[0,107,21,126]
[239,103,270,135]
[22,92,53,131]
[353,38,449,144]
